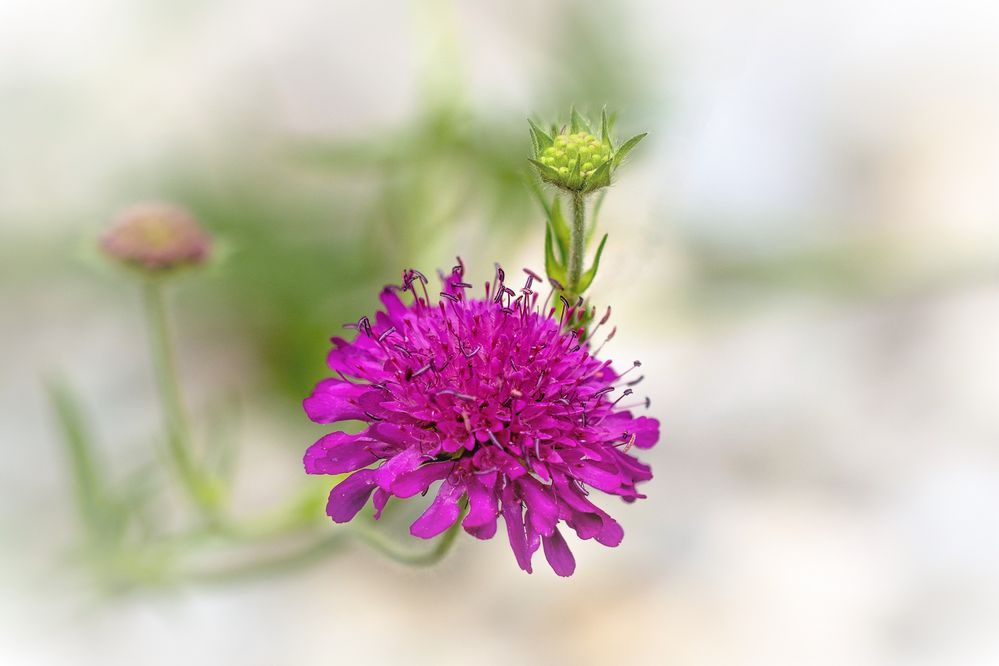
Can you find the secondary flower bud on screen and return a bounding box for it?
[528,108,646,194]
[101,204,211,272]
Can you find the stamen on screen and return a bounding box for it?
[357,316,373,337]
[614,360,642,382]
[593,325,617,356]
[437,389,475,401]
[611,388,634,407]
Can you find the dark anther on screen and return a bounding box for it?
[357,316,373,337]
[438,389,475,401]
[611,388,634,407]
[377,326,396,343]
[440,291,459,302]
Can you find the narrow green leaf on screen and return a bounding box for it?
[545,224,567,285]
[577,233,608,293]
[613,132,648,169]
[527,177,552,218]
[586,190,608,245]
[528,119,553,152]
[570,107,592,135]
[600,107,612,150]
[550,196,570,258]
[46,378,120,542]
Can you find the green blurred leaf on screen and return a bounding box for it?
[46,378,126,545]
[586,190,607,245]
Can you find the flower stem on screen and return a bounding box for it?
[181,508,467,585]
[352,503,467,567]
[141,279,213,517]
[566,191,586,300]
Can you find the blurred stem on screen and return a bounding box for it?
[352,502,468,567]
[141,279,214,519]
[183,506,467,585]
[185,533,350,585]
[566,191,586,300]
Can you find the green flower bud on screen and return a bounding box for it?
[528,108,647,194]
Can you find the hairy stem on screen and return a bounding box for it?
[566,191,586,300]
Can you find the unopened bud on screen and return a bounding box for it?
[101,204,211,273]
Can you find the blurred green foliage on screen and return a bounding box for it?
[133,0,659,410]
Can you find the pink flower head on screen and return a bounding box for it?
[101,203,211,272]
[304,260,659,576]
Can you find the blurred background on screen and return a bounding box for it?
[2,0,999,664]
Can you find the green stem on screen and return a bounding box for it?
[182,507,467,585]
[351,505,467,567]
[566,191,586,300]
[185,533,350,585]
[141,279,212,517]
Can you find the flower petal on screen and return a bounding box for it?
[372,488,390,520]
[517,476,558,537]
[303,379,370,424]
[630,416,660,449]
[462,476,499,539]
[325,469,377,523]
[502,486,535,573]
[373,447,425,491]
[410,481,463,538]
[303,431,379,475]
[542,526,576,576]
[391,461,455,498]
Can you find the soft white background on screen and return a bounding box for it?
[2,1,998,664]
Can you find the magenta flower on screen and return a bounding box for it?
[303,261,658,576]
